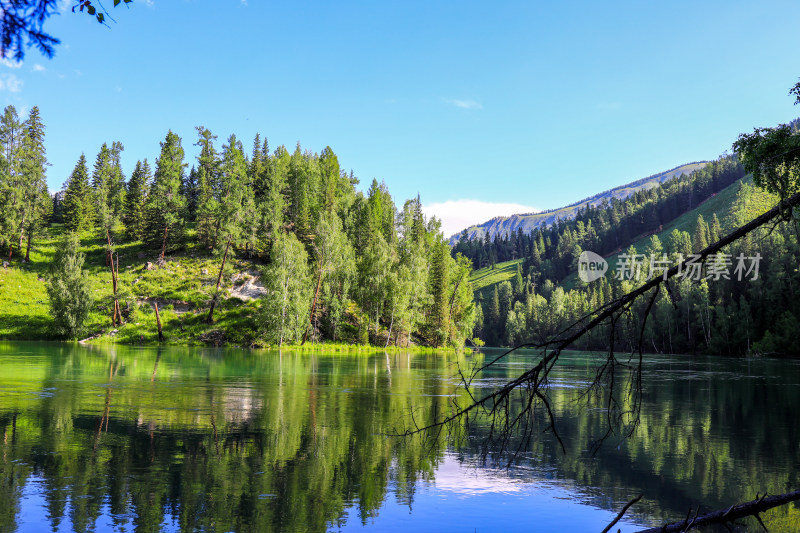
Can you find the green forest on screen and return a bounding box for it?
[456,118,800,355]
[0,105,475,348]
[3,101,800,356]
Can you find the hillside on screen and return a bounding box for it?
[450,161,707,245]
[558,174,777,291]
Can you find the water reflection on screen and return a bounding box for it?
[0,343,799,532]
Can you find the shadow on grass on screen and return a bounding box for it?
[0,314,57,340]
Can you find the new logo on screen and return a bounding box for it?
[578,251,608,282]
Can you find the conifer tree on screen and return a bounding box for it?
[92,142,125,262]
[709,213,723,243]
[194,126,219,249]
[19,106,49,262]
[144,130,187,259]
[693,214,710,252]
[124,159,150,241]
[259,144,289,257]
[181,166,199,222]
[207,134,255,323]
[62,154,94,232]
[0,105,23,258]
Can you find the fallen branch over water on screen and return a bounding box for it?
[618,489,800,533]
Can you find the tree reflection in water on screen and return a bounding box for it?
[0,343,799,532]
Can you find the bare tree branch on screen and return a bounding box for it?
[635,490,800,533]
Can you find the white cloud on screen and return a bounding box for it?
[32,64,45,72]
[422,199,538,238]
[0,57,22,69]
[0,74,24,92]
[443,98,482,110]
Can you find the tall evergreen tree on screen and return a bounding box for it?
[207,134,256,323]
[19,106,49,262]
[181,165,199,222]
[0,105,23,258]
[124,159,151,241]
[194,126,219,249]
[693,214,710,252]
[62,154,94,232]
[92,142,125,262]
[144,130,187,259]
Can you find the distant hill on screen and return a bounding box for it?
[449,162,708,245]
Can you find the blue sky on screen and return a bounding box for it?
[2,0,799,236]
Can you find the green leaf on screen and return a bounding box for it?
[87,5,95,15]
[114,0,120,5]
[97,12,104,23]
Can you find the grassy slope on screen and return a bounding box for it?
[467,176,780,296]
[0,225,261,345]
[560,175,778,290]
[469,258,523,301]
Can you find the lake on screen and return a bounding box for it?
[1,342,799,532]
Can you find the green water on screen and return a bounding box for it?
[1,342,799,532]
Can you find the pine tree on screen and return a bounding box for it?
[144,130,187,259]
[62,154,94,232]
[207,134,256,323]
[19,106,49,262]
[693,214,710,252]
[124,159,150,240]
[709,213,723,243]
[0,105,23,258]
[92,142,125,261]
[181,166,199,222]
[319,146,340,215]
[194,126,219,249]
[259,144,289,258]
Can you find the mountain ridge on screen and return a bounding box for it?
[449,161,708,245]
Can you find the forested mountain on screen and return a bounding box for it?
[461,142,800,355]
[449,162,708,245]
[0,105,475,348]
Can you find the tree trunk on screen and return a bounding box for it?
[385,305,395,348]
[154,302,164,342]
[106,229,113,266]
[17,213,25,251]
[206,238,231,324]
[302,253,325,345]
[24,224,32,263]
[111,252,119,326]
[160,224,169,261]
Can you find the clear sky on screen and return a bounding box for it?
[2,0,799,237]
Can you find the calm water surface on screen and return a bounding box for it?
[1,342,799,532]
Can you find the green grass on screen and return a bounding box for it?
[1,225,467,351]
[469,258,523,300]
[0,225,262,346]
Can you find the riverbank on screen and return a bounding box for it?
[0,226,467,352]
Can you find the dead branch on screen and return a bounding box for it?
[635,489,800,532]
[602,493,643,533]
